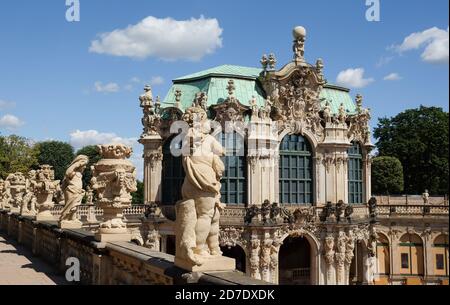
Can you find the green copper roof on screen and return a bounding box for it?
[162,65,357,115]
[163,65,266,110]
[174,65,263,82]
[319,85,357,115]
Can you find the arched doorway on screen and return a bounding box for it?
[399,233,424,277]
[350,241,366,285]
[279,236,311,285]
[221,245,246,273]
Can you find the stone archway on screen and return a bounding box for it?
[221,245,247,273]
[279,235,314,285]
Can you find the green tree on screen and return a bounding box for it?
[0,135,39,179]
[374,106,449,195]
[36,141,75,181]
[132,180,144,205]
[371,156,404,195]
[75,145,101,189]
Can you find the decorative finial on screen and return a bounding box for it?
[174,89,182,108]
[226,80,236,97]
[268,53,277,70]
[292,26,307,63]
[356,94,363,112]
[155,96,161,112]
[261,54,269,71]
[139,85,153,107]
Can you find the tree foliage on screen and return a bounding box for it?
[132,180,144,205]
[374,106,449,195]
[0,135,40,179]
[371,156,404,195]
[35,141,75,181]
[76,145,101,189]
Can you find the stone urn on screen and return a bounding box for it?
[35,165,60,221]
[91,144,137,242]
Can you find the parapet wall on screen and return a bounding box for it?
[0,210,267,285]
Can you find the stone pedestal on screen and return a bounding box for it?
[59,219,83,229]
[175,256,236,272]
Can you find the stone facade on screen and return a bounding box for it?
[137,27,449,285]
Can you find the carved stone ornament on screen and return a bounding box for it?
[140,85,162,138]
[5,172,26,213]
[35,165,60,221]
[91,144,137,241]
[219,226,246,249]
[212,80,250,127]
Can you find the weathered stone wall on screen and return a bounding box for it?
[0,210,267,285]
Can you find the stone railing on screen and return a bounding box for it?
[374,195,448,206]
[0,210,268,286]
[50,204,147,218]
[377,204,449,217]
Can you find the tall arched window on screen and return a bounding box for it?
[161,137,185,205]
[220,132,247,205]
[348,142,363,204]
[279,134,313,205]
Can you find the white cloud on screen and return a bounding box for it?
[69,130,143,180]
[69,129,137,150]
[89,16,223,61]
[383,73,402,81]
[393,26,449,64]
[150,76,164,86]
[0,114,24,129]
[0,100,16,110]
[336,68,374,88]
[94,81,120,93]
[376,56,393,68]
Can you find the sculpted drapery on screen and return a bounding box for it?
[60,155,89,223]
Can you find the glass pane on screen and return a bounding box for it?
[401,253,409,269]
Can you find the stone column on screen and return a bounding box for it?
[140,135,163,204]
[91,144,137,242]
[335,231,347,285]
[363,155,372,204]
[249,236,262,280]
[324,234,336,285]
[247,119,278,206]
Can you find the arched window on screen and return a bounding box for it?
[399,234,424,276]
[279,134,313,205]
[220,132,247,205]
[348,142,363,204]
[161,137,185,205]
[433,235,449,276]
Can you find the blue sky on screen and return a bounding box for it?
[0,0,448,177]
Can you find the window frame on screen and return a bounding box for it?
[278,134,314,205]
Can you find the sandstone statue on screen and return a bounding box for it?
[6,172,26,213]
[174,106,235,272]
[59,155,89,229]
[35,165,60,221]
[0,178,12,210]
[20,170,37,216]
